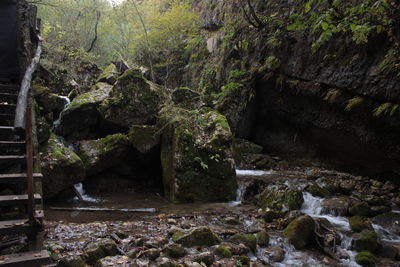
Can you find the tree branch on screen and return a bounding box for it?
[87,10,101,53]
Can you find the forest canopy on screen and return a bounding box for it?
[37,0,200,80]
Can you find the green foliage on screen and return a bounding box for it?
[265,56,280,70]
[345,96,364,111]
[287,0,400,74]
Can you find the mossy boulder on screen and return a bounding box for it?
[84,238,118,265]
[215,246,232,258]
[58,255,85,267]
[283,215,316,249]
[128,125,160,153]
[36,114,51,144]
[78,134,130,176]
[228,234,257,251]
[232,138,263,157]
[193,252,215,266]
[100,69,161,128]
[355,251,377,266]
[171,87,201,109]
[305,184,332,198]
[162,244,186,258]
[97,63,118,85]
[174,227,221,247]
[33,84,68,115]
[55,82,113,138]
[349,202,371,217]
[40,135,85,198]
[352,229,379,252]
[349,216,373,232]
[255,230,269,247]
[256,184,304,211]
[160,107,237,202]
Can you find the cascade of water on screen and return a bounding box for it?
[53,95,71,128]
[236,169,274,176]
[228,183,246,206]
[73,183,101,202]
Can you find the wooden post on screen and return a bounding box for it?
[26,103,34,223]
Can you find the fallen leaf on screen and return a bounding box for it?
[32,254,42,257]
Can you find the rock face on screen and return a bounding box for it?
[283,215,316,249]
[78,134,130,176]
[100,69,161,128]
[256,184,304,212]
[128,125,160,153]
[97,63,118,85]
[190,0,400,181]
[40,135,85,198]
[55,82,113,138]
[160,107,237,202]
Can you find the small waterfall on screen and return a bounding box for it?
[53,95,71,128]
[228,183,246,206]
[236,169,274,176]
[73,183,101,202]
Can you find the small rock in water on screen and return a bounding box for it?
[229,233,257,251]
[377,244,399,259]
[352,229,379,252]
[174,227,221,247]
[162,244,186,258]
[265,247,285,262]
[193,252,215,266]
[349,202,371,217]
[321,197,351,216]
[255,230,269,247]
[355,251,377,266]
[372,212,400,234]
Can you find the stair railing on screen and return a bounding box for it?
[14,39,42,222]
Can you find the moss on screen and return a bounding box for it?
[171,231,185,242]
[255,230,269,247]
[118,68,143,83]
[95,133,129,154]
[349,202,371,217]
[235,255,250,265]
[175,227,221,247]
[284,215,315,249]
[222,82,243,92]
[257,185,304,211]
[32,84,50,95]
[162,244,186,258]
[352,229,378,252]
[355,251,377,266]
[305,184,332,198]
[349,216,373,232]
[229,70,248,81]
[67,89,79,100]
[229,234,257,250]
[215,246,232,258]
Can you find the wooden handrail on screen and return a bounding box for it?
[14,41,42,134]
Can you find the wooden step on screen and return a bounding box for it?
[0,173,42,184]
[0,83,19,92]
[0,250,51,267]
[0,93,18,104]
[0,141,25,156]
[0,194,42,207]
[0,219,32,236]
[0,114,14,126]
[0,126,18,140]
[0,104,16,113]
[0,156,25,164]
[0,141,25,148]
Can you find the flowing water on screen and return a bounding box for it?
[53,95,70,128]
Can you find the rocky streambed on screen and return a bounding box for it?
[43,166,400,267]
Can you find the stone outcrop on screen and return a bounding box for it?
[40,135,85,198]
[160,107,237,202]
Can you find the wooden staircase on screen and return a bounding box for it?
[0,83,51,266]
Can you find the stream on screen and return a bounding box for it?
[44,167,400,266]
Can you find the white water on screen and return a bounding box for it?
[236,169,274,176]
[53,96,71,128]
[228,183,246,206]
[73,183,102,202]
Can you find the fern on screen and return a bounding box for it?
[390,104,399,116]
[345,96,364,111]
[323,89,342,104]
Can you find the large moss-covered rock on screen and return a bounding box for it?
[352,229,379,252]
[97,63,118,85]
[174,227,221,247]
[78,134,130,176]
[40,135,85,198]
[171,87,201,109]
[283,215,316,249]
[55,82,113,138]
[128,125,160,153]
[256,184,304,211]
[100,69,160,127]
[160,107,237,202]
[349,216,373,232]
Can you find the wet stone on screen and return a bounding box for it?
[264,247,285,262]
[228,233,257,251]
[352,229,379,252]
[321,197,351,216]
[174,227,221,247]
[372,212,400,235]
[255,230,269,247]
[377,244,399,259]
[349,202,371,217]
[58,255,85,267]
[193,251,215,266]
[283,215,316,250]
[95,255,133,267]
[162,244,186,258]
